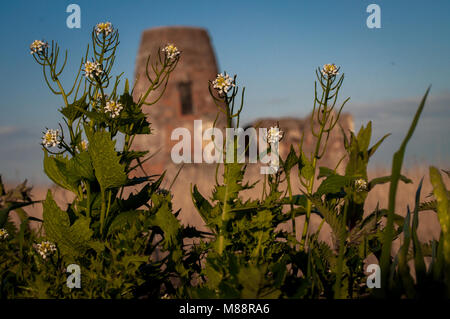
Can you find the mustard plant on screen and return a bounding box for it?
[1,23,202,298]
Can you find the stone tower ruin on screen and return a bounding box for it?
[132,26,224,174]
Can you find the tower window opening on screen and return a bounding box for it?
[178,81,193,115]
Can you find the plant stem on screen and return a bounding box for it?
[334,200,349,299]
[100,188,106,235]
[85,181,91,218]
[218,100,233,256]
[300,81,330,250]
[286,172,296,243]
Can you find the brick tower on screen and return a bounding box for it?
[132,26,224,174]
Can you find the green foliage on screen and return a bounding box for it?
[43,191,93,258]
[380,88,430,296]
[0,23,201,299]
[1,28,447,299]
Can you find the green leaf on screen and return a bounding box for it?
[368,133,391,158]
[238,265,280,299]
[430,166,450,265]
[300,153,314,180]
[43,151,78,193]
[283,145,298,172]
[85,127,127,190]
[397,208,415,297]
[309,196,346,241]
[318,166,335,179]
[117,92,151,135]
[380,87,430,293]
[149,194,180,248]
[204,261,223,289]
[60,94,88,122]
[281,194,307,206]
[69,151,95,181]
[316,174,351,195]
[411,179,426,285]
[357,121,372,152]
[107,210,142,234]
[369,174,412,190]
[43,190,93,257]
[192,185,215,229]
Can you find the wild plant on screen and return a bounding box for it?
[0,23,203,298]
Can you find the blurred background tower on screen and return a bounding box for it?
[132,26,224,175]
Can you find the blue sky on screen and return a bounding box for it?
[0,0,449,183]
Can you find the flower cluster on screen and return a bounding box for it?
[355,179,368,192]
[95,22,113,36]
[162,44,180,60]
[30,40,48,55]
[266,126,284,144]
[0,228,9,240]
[35,241,57,259]
[104,100,123,118]
[84,60,103,79]
[212,73,235,96]
[321,64,339,78]
[42,129,60,148]
[78,139,88,152]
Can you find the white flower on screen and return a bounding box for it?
[42,129,60,148]
[321,64,339,78]
[95,22,113,36]
[80,139,88,151]
[104,100,123,118]
[76,139,88,152]
[212,73,235,95]
[84,60,103,79]
[162,44,180,60]
[35,241,57,259]
[30,40,48,54]
[355,179,368,192]
[266,126,283,144]
[0,228,9,240]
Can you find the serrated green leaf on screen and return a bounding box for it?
[317,174,351,195]
[149,194,180,249]
[69,151,95,181]
[238,265,280,299]
[43,151,79,193]
[85,127,127,190]
[107,210,142,234]
[43,191,93,257]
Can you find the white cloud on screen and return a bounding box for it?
[348,91,450,165]
[0,126,19,136]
